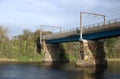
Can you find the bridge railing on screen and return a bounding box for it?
[83,18,120,34]
[43,18,120,40]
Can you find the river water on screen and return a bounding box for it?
[0,61,120,79]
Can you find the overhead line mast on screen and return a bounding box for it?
[80,11,106,40]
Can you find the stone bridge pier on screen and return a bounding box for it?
[42,40,68,62]
[76,40,107,67]
[42,40,60,61]
[42,40,107,67]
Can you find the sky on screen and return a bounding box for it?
[0,0,120,37]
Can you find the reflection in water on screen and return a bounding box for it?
[73,66,106,79]
[0,61,119,79]
[40,62,107,79]
[72,67,94,79]
[108,61,120,73]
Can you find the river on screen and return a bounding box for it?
[0,61,120,79]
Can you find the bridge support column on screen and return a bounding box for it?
[76,40,107,67]
[42,40,60,62]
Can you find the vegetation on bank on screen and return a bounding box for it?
[61,37,120,61]
[0,26,51,61]
[105,37,120,58]
[0,26,120,61]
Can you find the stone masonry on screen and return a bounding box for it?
[76,40,107,67]
[42,40,60,61]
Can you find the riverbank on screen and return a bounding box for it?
[0,58,120,63]
[0,58,17,62]
[107,59,120,61]
[0,58,42,63]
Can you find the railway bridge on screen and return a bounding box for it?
[41,18,120,66]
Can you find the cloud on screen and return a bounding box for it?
[0,0,120,37]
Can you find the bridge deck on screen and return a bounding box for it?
[43,18,120,43]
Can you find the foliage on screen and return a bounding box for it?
[0,25,120,61]
[105,37,120,58]
[61,42,80,61]
[0,26,51,61]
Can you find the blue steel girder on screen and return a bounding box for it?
[46,29,120,44]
